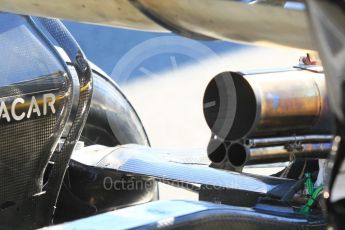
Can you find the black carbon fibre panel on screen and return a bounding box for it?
[50,200,325,230]
[34,18,93,227]
[0,76,70,227]
[0,74,68,203]
[78,145,292,194]
[0,115,56,201]
[54,67,158,222]
[163,213,325,230]
[0,14,75,229]
[80,70,150,147]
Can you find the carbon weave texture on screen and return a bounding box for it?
[0,74,70,210]
[0,14,73,229]
[163,214,325,230]
[36,18,93,226]
[0,115,56,203]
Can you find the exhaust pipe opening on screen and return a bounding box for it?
[207,139,227,163]
[227,143,249,167]
[203,69,332,142]
[203,72,257,141]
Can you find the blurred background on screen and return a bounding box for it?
[64,20,305,150]
[64,21,306,199]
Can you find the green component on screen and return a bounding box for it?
[300,173,323,215]
[305,173,314,195]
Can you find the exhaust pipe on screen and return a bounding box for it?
[226,142,332,168]
[204,67,334,167]
[246,135,333,148]
[207,138,332,168]
[207,138,227,164]
[207,135,333,167]
[203,68,333,141]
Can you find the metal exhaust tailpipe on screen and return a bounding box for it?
[226,142,332,168]
[204,67,334,167]
[226,143,250,168]
[247,135,334,148]
[207,138,227,164]
[203,68,333,142]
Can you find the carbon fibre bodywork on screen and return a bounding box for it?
[0,13,81,228]
[54,67,158,222]
[80,65,150,147]
[0,12,96,229]
[0,13,157,226]
[0,2,341,228]
[50,200,325,230]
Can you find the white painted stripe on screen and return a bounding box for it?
[203,101,216,109]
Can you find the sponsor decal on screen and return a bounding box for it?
[0,93,56,122]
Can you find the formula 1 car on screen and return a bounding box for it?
[0,1,344,229]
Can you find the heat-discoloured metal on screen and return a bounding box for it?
[249,70,329,136]
[203,68,333,141]
[248,142,331,164]
[247,135,334,147]
[227,142,331,167]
